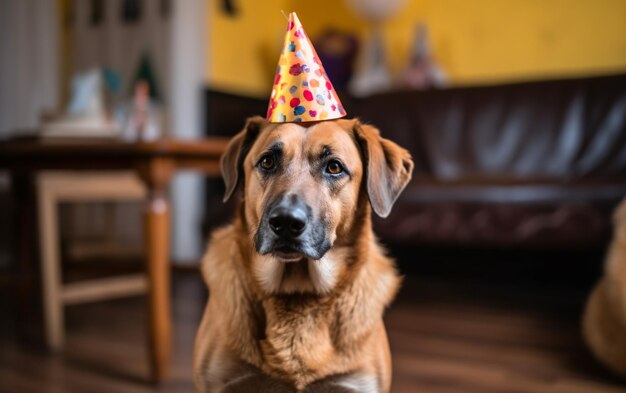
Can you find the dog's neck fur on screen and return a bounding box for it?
[222,197,400,387]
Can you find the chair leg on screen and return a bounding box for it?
[38,186,64,351]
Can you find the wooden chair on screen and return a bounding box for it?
[37,171,148,351]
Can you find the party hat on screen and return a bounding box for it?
[266,12,346,123]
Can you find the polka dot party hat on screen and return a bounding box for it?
[266,12,346,123]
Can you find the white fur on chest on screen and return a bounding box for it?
[252,248,348,295]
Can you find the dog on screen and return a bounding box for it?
[193,116,413,392]
[583,198,626,378]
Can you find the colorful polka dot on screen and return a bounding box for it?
[290,97,301,108]
[288,41,296,52]
[289,64,302,76]
[303,90,313,101]
[289,85,298,94]
[294,106,306,116]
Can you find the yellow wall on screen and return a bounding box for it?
[207,0,626,97]
[206,0,365,96]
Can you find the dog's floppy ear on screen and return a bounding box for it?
[221,116,267,202]
[354,121,414,218]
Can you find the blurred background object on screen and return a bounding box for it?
[42,68,121,138]
[348,27,393,96]
[345,0,406,96]
[2,0,626,391]
[583,197,626,379]
[397,22,448,90]
[36,172,147,352]
[314,29,359,93]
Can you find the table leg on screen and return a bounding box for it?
[144,192,172,382]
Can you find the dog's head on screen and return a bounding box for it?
[221,116,413,294]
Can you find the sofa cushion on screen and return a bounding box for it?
[374,182,626,248]
[354,74,626,181]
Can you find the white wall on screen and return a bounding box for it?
[168,0,208,263]
[0,0,59,137]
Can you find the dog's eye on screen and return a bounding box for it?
[258,155,276,171]
[325,160,343,175]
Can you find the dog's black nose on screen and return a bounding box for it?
[268,199,308,238]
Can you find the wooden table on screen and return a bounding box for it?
[0,137,229,382]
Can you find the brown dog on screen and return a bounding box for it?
[583,198,626,378]
[193,117,413,392]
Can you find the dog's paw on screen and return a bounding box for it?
[303,385,357,393]
[219,368,297,393]
[303,373,380,393]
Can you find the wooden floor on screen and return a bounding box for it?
[1,251,625,393]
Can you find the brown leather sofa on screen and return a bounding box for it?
[204,74,626,249]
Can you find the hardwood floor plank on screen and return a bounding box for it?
[0,269,624,392]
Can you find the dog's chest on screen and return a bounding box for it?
[259,298,340,384]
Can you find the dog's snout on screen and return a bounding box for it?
[268,207,307,237]
[256,192,329,259]
[268,197,308,238]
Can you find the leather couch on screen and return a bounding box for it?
[204,74,626,249]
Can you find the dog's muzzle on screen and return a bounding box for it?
[255,194,330,261]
